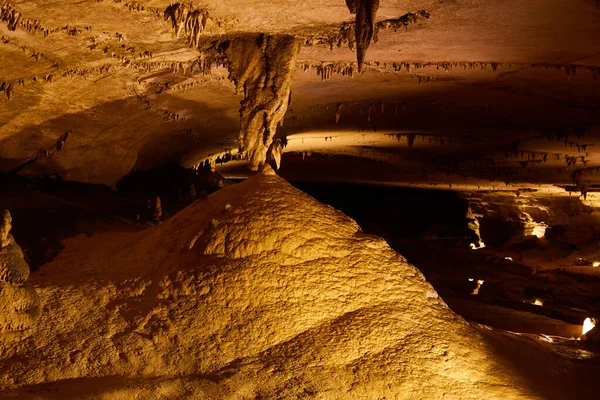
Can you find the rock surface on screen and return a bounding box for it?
[0,174,541,398]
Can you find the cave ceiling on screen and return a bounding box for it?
[1,0,599,187]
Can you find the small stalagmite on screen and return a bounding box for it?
[149,196,162,221]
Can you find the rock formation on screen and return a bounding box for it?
[0,210,40,336]
[0,175,540,398]
[225,35,300,170]
[346,0,379,72]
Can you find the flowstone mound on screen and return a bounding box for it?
[0,175,538,398]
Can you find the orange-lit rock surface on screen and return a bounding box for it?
[0,172,550,399]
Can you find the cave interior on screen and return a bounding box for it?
[1,0,600,398]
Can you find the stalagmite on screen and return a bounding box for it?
[149,196,162,221]
[466,206,485,249]
[0,210,11,248]
[225,35,300,170]
[0,210,40,335]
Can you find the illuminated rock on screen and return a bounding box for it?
[0,176,537,398]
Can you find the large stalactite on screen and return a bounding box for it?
[225,35,300,170]
[346,0,379,72]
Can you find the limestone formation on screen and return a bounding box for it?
[346,0,379,72]
[0,210,40,334]
[163,3,211,48]
[226,35,300,170]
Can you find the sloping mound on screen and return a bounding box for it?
[0,174,538,399]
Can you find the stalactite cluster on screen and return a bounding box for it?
[531,63,599,81]
[85,35,142,64]
[133,92,187,125]
[2,1,90,37]
[117,0,162,15]
[163,3,213,48]
[164,75,228,94]
[33,131,70,161]
[299,62,357,81]
[0,0,21,31]
[225,35,300,169]
[374,10,430,41]
[386,133,461,148]
[300,7,429,72]
[416,75,435,84]
[0,72,59,101]
[301,22,356,51]
[0,55,218,102]
[193,150,244,170]
[296,60,600,82]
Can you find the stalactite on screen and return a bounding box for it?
[298,62,356,81]
[298,59,600,83]
[267,139,284,170]
[345,0,379,72]
[1,1,89,36]
[416,75,435,85]
[225,35,300,170]
[163,3,213,48]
